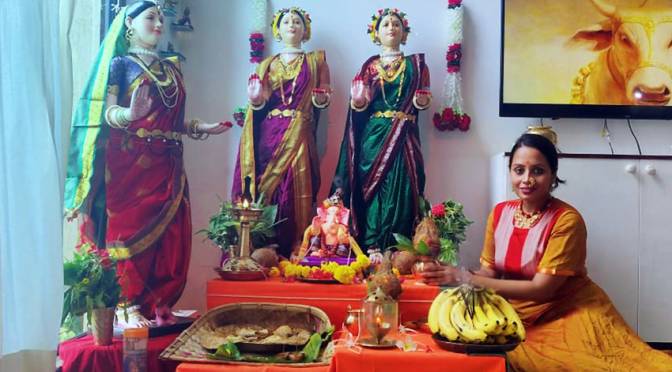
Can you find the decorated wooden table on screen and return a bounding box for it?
[206,277,439,328]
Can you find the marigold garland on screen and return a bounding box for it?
[435,0,471,132]
[278,255,371,284]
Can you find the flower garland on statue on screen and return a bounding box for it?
[276,255,371,284]
[433,0,471,132]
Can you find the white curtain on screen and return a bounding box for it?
[0,0,65,370]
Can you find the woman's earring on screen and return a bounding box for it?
[125,28,134,42]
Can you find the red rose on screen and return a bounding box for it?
[448,0,462,8]
[433,112,442,130]
[95,249,113,269]
[432,203,446,218]
[441,108,455,123]
[458,113,471,131]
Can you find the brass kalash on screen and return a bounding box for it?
[218,176,266,280]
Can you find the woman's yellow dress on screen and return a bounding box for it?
[481,198,671,371]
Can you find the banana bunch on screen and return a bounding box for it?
[428,285,525,344]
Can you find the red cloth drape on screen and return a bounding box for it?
[58,333,180,372]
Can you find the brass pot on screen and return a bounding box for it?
[91,307,115,346]
[526,125,558,145]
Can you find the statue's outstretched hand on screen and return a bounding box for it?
[198,121,233,135]
[350,76,369,109]
[247,73,265,106]
[128,80,153,120]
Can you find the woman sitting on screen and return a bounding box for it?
[421,133,671,370]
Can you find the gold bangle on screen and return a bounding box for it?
[105,105,128,128]
[187,118,208,140]
[413,94,431,111]
[350,99,368,112]
[116,107,130,126]
[249,100,266,111]
[312,93,330,109]
[104,105,118,127]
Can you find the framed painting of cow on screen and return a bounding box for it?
[500,0,672,119]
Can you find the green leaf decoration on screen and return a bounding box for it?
[392,233,413,250]
[416,240,431,256]
[213,342,242,360]
[302,332,323,363]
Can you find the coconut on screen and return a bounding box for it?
[392,250,417,275]
[251,247,279,268]
[413,217,440,257]
[366,252,402,300]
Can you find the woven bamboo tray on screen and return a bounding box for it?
[159,302,333,366]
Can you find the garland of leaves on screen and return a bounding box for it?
[433,0,471,132]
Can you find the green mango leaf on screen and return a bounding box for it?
[302,332,323,363]
[213,342,241,360]
[392,233,414,251]
[416,240,431,256]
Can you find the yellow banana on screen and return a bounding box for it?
[472,296,497,334]
[489,293,526,341]
[437,295,460,341]
[480,299,507,333]
[428,288,458,334]
[450,301,488,343]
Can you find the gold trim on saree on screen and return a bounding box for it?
[538,267,586,277]
[118,173,186,257]
[132,128,182,141]
[257,52,318,198]
[239,56,276,198]
[267,108,296,118]
[372,110,416,122]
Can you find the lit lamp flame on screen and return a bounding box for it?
[242,198,250,209]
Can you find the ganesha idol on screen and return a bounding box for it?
[295,193,365,265]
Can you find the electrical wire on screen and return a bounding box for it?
[626,118,642,155]
[602,119,615,155]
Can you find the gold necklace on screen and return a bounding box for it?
[513,200,552,229]
[376,58,406,109]
[128,55,180,108]
[274,54,305,106]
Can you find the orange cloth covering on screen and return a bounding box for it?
[328,332,505,372]
[481,199,672,371]
[176,364,328,372]
[175,333,506,372]
[206,277,437,328]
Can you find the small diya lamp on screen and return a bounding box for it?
[360,288,399,348]
[217,176,265,281]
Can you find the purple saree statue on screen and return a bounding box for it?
[232,7,331,258]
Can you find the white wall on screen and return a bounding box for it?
[174,0,672,313]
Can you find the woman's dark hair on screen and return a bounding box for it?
[126,1,158,19]
[508,133,565,190]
